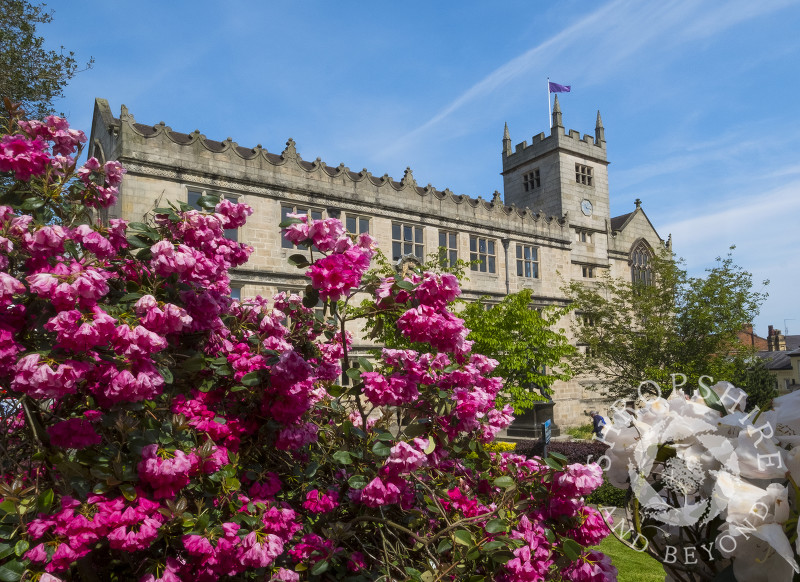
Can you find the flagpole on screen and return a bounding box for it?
[547,77,551,129]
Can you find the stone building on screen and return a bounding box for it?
[88,96,668,428]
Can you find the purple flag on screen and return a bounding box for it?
[548,81,571,93]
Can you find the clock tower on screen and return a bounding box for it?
[501,96,610,232]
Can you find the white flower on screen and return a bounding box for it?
[711,381,748,413]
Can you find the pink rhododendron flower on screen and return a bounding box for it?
[47,418,102,449]
[562,551,618,582]
[12,353,90,399]
[270,568,300,581]
[275,422,318,450]
[0,272,24,307]
[307,217,345,251]
[385,439,428,474]
[281,213,309,245]
[138,444,197,498]
[0,134,50,180]
[303,489,339,514]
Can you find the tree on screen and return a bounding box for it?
[462,290,575,413]
[728,354,778,412]
[0,0,92,120]
[565,248,768,401]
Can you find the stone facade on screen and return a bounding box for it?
[88,96,668,428]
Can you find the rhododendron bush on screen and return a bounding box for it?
[0,104,615,581]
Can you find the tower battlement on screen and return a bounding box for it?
[502,119,607,174]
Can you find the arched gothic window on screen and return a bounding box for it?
[630,240,653,285]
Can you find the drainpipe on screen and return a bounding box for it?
[502,238,511,295]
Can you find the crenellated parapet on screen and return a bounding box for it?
[502,120,607,174]
[89,99,569,241]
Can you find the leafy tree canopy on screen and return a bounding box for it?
[0,0,92,120]
[462,290,575,413]
[565,247,768,401]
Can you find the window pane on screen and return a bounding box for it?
[231,287,241,300]
[346,217,356,233]
[480,260,486,272]
[516,245,522,259]
[470,237,477,252]
[449,250,457,265]
[479,239,486,253]
[392,223,400,240]
[517,262,523,277]
[393,242,401,260]
[311,210,322,221]
[414,227,422,244]
[414,244,423,259]
[488,241,495,255]
[359,218,369,234]
[188,191,201,208]
[488,257,495,273]
[439,232,446,247]
[404,226,412,241]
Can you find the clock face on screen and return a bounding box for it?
[581,199,593,216]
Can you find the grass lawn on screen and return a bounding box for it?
[593,535,665,582]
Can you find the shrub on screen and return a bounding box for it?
[0,106,617,581]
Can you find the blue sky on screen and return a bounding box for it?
[42,0,800,338]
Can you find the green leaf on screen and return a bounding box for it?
[484,519,506,534]
[375,431,394,442]
[371,441,391,457]
[482,540,507,552]
[347,475,367,489]
[345,368,362,381]
[159,367,174,384]
[305,461,319,478]
[357,357,374,372]
[120,483,138,502]
[310,560,329,575]
[0,500,16,514]
[12,541,28,557]
[699,382,727,414]
[549,451,568,463]
[0,559,26,582]
[0,544,13,560]
[396,280,415,290]
[126,234,152,249]
[436,539,453,554]
[21,196,45,210]
[279,217,303,228]
[182,352,206,372]
[118,292,144,302]
[240,371,261,386]
[423,438,436,454]
[196,194,220,209]
[36,488,54,513]
[287,254,310,268]
[332,451,353,465]
[453,529,473,546]
[562,538,583,561]
[493,476,514,489]
[544,457,563,470]
[302,288,320,309]
[403,422,428,438]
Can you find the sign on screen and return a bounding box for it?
[543,419,552,445]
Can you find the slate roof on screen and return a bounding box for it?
[610,212,633,231]
[757,348,800,370]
